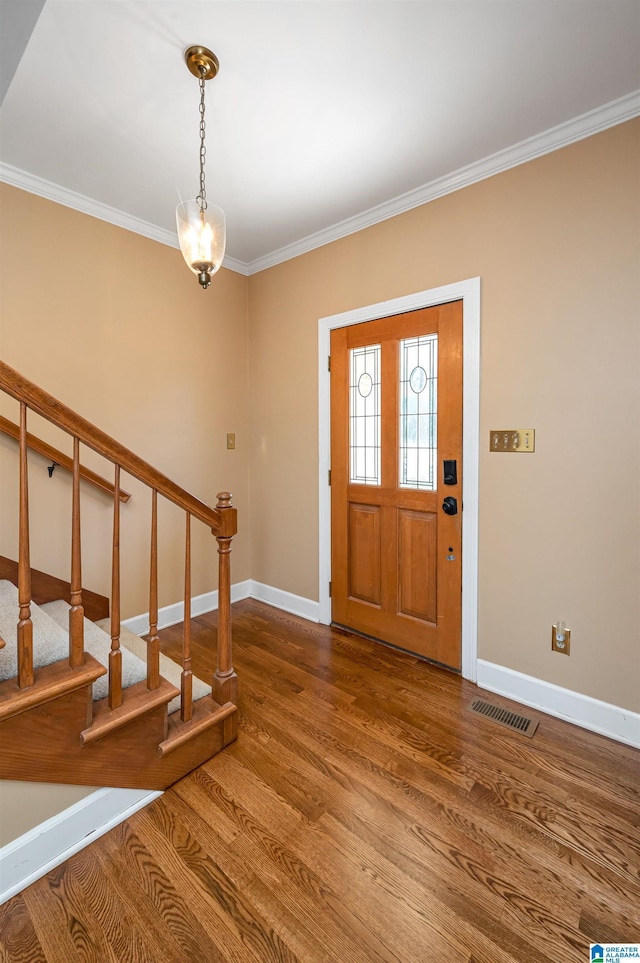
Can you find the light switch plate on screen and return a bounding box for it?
[226,433,236,450]
[490,429,535,452]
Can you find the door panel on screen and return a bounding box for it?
[331,302,463,669]
[397,509,437,624]
[348,503,382,606]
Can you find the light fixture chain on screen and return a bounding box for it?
[197,67,207,212]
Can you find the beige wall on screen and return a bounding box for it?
[0,185,249,845]
[0,781,97,848]
[248,119,640,714]
[0,184,250,614]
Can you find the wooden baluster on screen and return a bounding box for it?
[147,489,160,690]
[181,513,193,722]
[213,493,237,743]
[17,403,34,688]
[69,436,85,668]
[109,464,122,709]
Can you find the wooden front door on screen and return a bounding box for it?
[330,301,463,669]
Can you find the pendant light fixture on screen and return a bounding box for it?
[176,45,226,289]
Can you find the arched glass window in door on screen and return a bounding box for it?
[349,344,381,485]
[399,334,438,490]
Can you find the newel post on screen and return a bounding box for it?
[213,491,238,744]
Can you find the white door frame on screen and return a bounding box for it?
[317,277,480,682]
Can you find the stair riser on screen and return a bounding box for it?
[0,686,232,790]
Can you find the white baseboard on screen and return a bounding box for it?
[248,580,320,623]
[477,660,640,749]
[122,579,252,635]
[0,787,161,905]
[122,579,318,636]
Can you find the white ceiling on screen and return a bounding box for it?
[1,1,639,273]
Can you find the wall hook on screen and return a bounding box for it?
[47,461,58,478]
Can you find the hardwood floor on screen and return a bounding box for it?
[2,599,639,962]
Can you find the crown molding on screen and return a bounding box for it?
[2,90,638,278]
[247,89,640,275]
[221,254,250,275]
[0,163,250,276]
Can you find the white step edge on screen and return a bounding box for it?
[0,787,161,905]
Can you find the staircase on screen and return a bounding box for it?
[0,360,238,791]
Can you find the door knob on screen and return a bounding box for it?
[442,496,458,516]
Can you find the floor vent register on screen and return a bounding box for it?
[468,697,539,738]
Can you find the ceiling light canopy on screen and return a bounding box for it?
[176,45,226,290]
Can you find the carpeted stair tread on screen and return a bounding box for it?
[42,600,147,702]
[0,580,211,716]
[0,580,70,682]
[96,618,211,715]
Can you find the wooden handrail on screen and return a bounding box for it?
[0,361,235,537]
[0,415,131,503]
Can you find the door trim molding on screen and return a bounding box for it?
[318,277,480,681]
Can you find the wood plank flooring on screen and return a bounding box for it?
[1,599,639,962]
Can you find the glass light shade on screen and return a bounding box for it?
[176,199,226,289]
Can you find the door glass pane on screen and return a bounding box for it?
[350,344,381,485]
[399,334,437,490]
